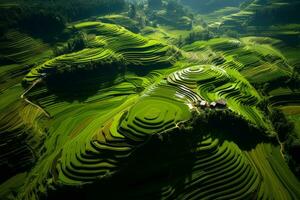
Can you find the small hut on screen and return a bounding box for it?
[199,100,208,108]
[210,102,217,108]
[210,99,227,109]
[216,99,227,108]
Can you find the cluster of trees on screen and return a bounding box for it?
[0,3,23,36]
[269,108,300,177]
[127,3,149,29]
[257,97,299,177]
[165,0,186,16]
[257,97,296,144]
[198,109,264,133]
[178,109,269,150]
[128,4,137,19]
[148,0,163,9]
[181,0,246,13]
[185,30,214,44]
[44,56,126,101]
[53,32,86,56]
[286,66,300,89]
[18,10,66,42]
[145,0,194,30]
[0,0,126,41]
[180,107,299,178]
[269,109,294,142]
[223,29,240,38]
[287,137,300,177]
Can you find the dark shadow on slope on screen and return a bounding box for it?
[43,110,273,200]
[196,109,275,151]
[45,64,125,102]
[182,0,246,14]
[0,103,36,184]
[45,128,202,200]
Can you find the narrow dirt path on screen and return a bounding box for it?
[21,78,51,118]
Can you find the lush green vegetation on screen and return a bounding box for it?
[0,0,126,41]
[182,0,246,13]
[0,0,300,199]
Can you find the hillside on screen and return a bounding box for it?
[220,0,300,42]
[0,0,300,199]
[181,0,246,13]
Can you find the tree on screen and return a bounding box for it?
[224,30,239,38]
[166,0,183,15]
[290,141,300,162]
[19,10,66,41]
[270,109,294,142]
[185,30,213,44]
[128,3,137,19]
[287,67,300,89]
[257,98,269,114]
[167,0,177,11]
[148,0,162,9]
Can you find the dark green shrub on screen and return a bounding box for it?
[18,10,66,41]
[148,0,163,9]
[185,30,214,44]
[269,109,294,142]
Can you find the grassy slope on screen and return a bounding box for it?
[219,0,300,39]
[0,12,300,200]
[0,28,53,192]
[23,21,176,85]
[183,37,292,84]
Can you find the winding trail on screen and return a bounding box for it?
[20,78,51,118]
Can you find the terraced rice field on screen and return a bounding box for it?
[24,22,178,85]
[0,30,52,90]
[172,65,270,130]
[183,37,294,85]
[219,0,300,43]
[0,28,53,186]
[0,19,300,200]
[0,30,51,64]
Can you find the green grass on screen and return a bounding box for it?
[1,17,300,200]
[246,143,300,199]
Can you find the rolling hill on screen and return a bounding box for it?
[0,0,300,199]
